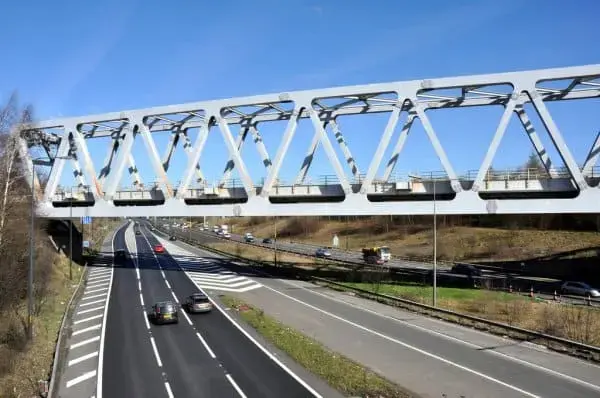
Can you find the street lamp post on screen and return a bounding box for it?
[69,187,73,280]
[433,176,437,308]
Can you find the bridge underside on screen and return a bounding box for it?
[20,63,600,217]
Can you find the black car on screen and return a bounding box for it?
[114,249,127,264]
[135,230,141,235]
[169,235,177,241]
[262,238,274,244]
[451,263,482,277]
[183,293,213,313]
[149,301,179,324]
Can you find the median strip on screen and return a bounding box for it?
[220,295,419,398]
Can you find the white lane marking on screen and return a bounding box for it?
[77,306,104,315]
[182,309,193,325]
[226,374,248,398]
[96,223,120,398]
[87,277,111,284]
[150,337,163,367]
[89,270,112,277]
[136,267,140,280]
[299,281,600,393]
[170,290,179,303]
[73,323,102,336]
[187,283,262,293]
[188,279,256,288]
[165,280,171,289]
[160,270,166,278]
[143,310,151,330]
[87,275,110,282]
[86,282,109,289]
[140,293,145,306]
[164,382,174,398]
[138,281,142,291]
[74,314,103,325]
[85,287,109,295]
[66,370,97,388]
[70,336,100,349]
[81,293,106,301]
[79,298,106,307]
[68,351,99,366]
[196,332,216,359]
[261,283,539,398]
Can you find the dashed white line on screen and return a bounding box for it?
[140,293,145,306]
[73,314,103,325]
[226,374,247,398]
[143,310,151,329]
[161,270,166,278]
[79,298,106,307]
[138,281,142,291]
[73,323,102,336]
[77,306,104,315]
[68,351,99,366]
[136,267,140,280]
[164,382,174,398]
[66,370,97,388]
[196,332,216,359]
[70,336,100,349]
[181,308,193,325]
[150,337,163,367]
[170,290,179,303]
[81,293,106,301]
[165,280,171,289]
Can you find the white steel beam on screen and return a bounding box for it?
[103,124,135,199]
[176,120,211,199]
[294,131,320,185]
[514,104,554,175]
[249,125,272,171]
[582,130,600,177]
[217,117,254,195]
[180,130,205,183]
[382,110,416,181]
[136,119,173,198]
[329,120,361,178]
[43,131,70,202]
[220,127,248,186]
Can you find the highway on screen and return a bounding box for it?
[101,222,335,398]
[148,224,600,398]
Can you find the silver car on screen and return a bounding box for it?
[560,281,600,297]
[315,248,332,258]
[184,293,213,313]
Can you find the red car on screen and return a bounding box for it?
[154,244,165,254]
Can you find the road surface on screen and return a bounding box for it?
[101,222,339,398]
[151,224,600,398]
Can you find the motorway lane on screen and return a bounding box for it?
[154,228,600,398]
[139,225,323,398]
[102,224,166,398]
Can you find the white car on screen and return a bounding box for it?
[223,232,231,238]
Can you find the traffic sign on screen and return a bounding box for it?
[81,216,92,225]
[332,234,339,248]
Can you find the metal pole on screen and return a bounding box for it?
[274,217,278,267]
[27,161,35,340]
[433,177,437,307]
[69,188,73,280]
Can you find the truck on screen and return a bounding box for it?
[362,246,391,265]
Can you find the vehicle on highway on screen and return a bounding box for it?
[135,230,141,235]
[451,263,482,277]
[245,232,254,242]
[223,231,231,238]
[560,281,600,297]
[213,226,219,233]
[362,246,391,264]
[262,237,274,244]
[114,249,127,265]
[315,247,331,258]
[148,301,179,324]
[169,235,177,241]
[183,293,213,313]
[154,244,165,254]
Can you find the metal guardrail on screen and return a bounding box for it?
[150,224,600,363]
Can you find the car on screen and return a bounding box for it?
[114,249,127,259]
[560,281,600,297]
[154,244,165,254]
[451,263,482,277]
[223,232,231,238]
[135,230,141,235]
[262,238,274,244]
[183,293,213,313]
[315,248,331,258]
[169,235,177,241]
[148,301,179,324]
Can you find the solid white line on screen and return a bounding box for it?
[66,370,96,388]
[182,309,193,325]
[79,298,106,307]
[165,280,171,289]
[161,270,166,278]
[261,283,539,398]
[170,291,179,303]
[164,382,174,398]
[138,281,142,291]
[72,323,102,336]
[68,351,99,366]
[89,270,112,277]
[70,336,100,349]
[85,287,109,295]
[81,293,106,301]
[150,337,163,367]
[96,222,121,398]
[196,332,216,359]
[77,306,104,315]
[226,374,247,398]
[140,293,145,306]
[143,310,151,329]
[136,267,140,280]
[298,281,600,393]
[74,314,103,325]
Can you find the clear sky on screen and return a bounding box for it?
[1,0,598,189]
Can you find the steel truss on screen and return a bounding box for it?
[20,64,600,218]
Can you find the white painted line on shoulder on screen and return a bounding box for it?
[138,281,142,291]
[85,287,109,295]
[74,314,103,325]
[70,336,100,349]
[79,298,106,307]
[140,293,145,306]
[143,310,151,329]
[81,293,106,301]
[161,270,166,278]
[72,323,102,336]
[89,270,112,277]
[88,273,111,281]
[170,291,179,303]
[164,382,174,398]
[263,283,540,398]
[77,306,104,315]
[150,337,163,367]
[87,277,111,284]
[136,267,140,280]
[165,280,171,289]
[226,374,247,398]
[182,309,193,325]
[66,370,97,388]
[68,351,99,366]
[86,282,109,289]
[196,332,216,359]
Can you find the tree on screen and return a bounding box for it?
[523,151,546,175]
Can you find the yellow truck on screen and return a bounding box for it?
[362,246,391,265]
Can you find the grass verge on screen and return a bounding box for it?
[0,255,84,397]
[221,295,419,398]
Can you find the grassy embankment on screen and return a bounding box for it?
[221,295,419,398]
[0,219,121,397]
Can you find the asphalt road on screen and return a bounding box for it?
[102,222,331,398]
[151,227,600,398]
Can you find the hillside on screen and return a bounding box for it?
[205,216,600,262]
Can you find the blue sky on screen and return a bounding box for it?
[1,0,599,190]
